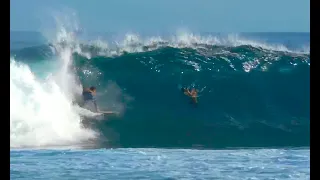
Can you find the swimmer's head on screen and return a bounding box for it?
[181,87,186,92]
[191,88,198,93]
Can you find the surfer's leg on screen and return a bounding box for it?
[83,101,97,112]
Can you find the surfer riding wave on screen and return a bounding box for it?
[81,86,117,115]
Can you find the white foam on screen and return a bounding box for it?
[80,31,309,58]
[10,59,97,148]
[10,19,98,148]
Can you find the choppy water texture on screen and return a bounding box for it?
[10,148,310,180]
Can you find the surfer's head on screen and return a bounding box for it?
[89,86,96,95]
[181,87,186,92]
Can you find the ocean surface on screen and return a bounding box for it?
[10,27,310,179]
[11,148,309,180]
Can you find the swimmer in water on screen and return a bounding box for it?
[181,87,198,104]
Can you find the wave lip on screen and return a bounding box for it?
[11,32,309,60]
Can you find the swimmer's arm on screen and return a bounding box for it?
[186,90,192,96]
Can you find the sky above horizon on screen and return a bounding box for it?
[10,0,310,33]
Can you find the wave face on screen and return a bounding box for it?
[10,29,310,149]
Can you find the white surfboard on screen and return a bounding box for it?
[98,111,119,116]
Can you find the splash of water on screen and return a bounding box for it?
[10,20,98,148]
